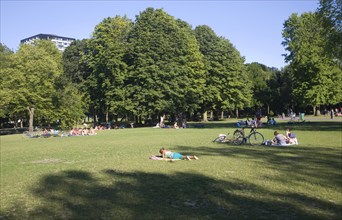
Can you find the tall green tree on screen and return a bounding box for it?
[246,62,272,113]
[53,80,86,129]
[6,40,63,131]
[318,0,342,63]
[84,16,133,123]
[267,66,294,115]
[195,25,252,120]
[0,43,14,119]
[62,39,89,85]
[126,8,205,124]
[282,12,342,115]
[62,39,92,126]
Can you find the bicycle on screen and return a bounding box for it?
[213,133,233,143]
[213,130,247,145]
[233,126,264,146]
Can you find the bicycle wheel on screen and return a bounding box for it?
[248,132,264,146]
[233,130,244,145]
[213,134,227,143]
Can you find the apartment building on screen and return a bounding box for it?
[20,34,75,52]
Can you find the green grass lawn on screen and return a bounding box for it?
[1,118,341,219]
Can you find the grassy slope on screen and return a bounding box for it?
[1,118,341,219]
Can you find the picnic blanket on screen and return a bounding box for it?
[264,139,298,146]
[272,143,297,146]
[149,155,181,161]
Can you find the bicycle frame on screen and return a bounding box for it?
[233,126,264,146]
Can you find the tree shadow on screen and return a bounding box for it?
[269,121,342,132]
[188,120,341,132]
[179,144,342,191]
[1,168,340,219]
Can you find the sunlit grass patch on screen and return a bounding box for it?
[1,119,341,219]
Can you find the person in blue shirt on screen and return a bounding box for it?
[286,128,298,144]
[159,148,198,160]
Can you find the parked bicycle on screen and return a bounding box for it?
[213,126,264,146]
[233,126,264,146]
[213,133,240,145]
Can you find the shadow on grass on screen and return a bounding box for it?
[188,120,341,132]
[182,144,342,187]
[269,121,342,132]
[1,167,341,219]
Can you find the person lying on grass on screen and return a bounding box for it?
[159,148,198,160]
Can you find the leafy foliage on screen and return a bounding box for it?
[0,44,15,118]
[84,16,133,122]
[195,25,252,117]
[3,4,341,128]
[318,0,342,62]
[11,41,62,130]
[246,62,272,109]
[282,12,342,113]
[126,8,205,121]
[62,39,89,85]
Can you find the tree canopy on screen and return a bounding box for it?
[282,11,342,114]
[1,4,341,129]
[126,8,205,123]
[195,25,252,120]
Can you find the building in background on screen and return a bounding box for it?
[20,34,75,52]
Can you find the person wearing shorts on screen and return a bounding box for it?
[159,148,198,160]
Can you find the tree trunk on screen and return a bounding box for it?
[235,108,239,118]
[27,107,34,132]
[176,112,186,128]
[221,111,224,120]
[93,107,97,127]
[105,108,109,122]
[202,111,208,122]
[314,106,321,116]
[14,115,18,128]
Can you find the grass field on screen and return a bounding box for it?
[1,117,341,219]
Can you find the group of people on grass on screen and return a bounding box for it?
[271,128,298,145]
[238,116,277,128]
[153,127,298,162]
[69,127,97,136]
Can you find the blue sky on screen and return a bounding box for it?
[1,0,319,69]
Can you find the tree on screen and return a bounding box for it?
[318,0,342,63]
[84,16,133,124]
[267,66,293,115]
[6,40,62,131]
[246,62,272,114]
[53,80,86,129]
[62,39,90,85]
[282,12,342,115]
[195,25,252,120]
[0,43,14,119]
[62,39,94,125]
[126,8,205,124]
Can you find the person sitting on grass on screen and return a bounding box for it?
[159,148,198,160]
[272,130,287,145]
[285,128,298,144]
